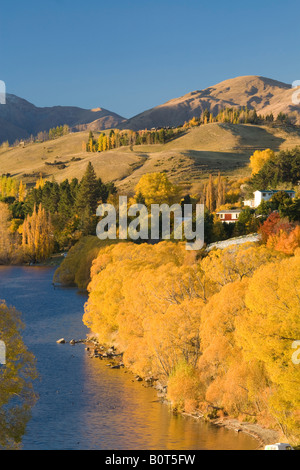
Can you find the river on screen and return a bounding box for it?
[0,266,258,450]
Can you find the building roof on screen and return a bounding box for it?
[217,210,242,214]
[255,189,295,194]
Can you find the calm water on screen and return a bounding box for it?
[0,266,257,450]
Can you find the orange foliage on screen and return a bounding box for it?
[267,225,300,255]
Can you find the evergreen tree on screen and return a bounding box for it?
[75,163,99,213]
[75,162,99,234]
[58,180,73,219]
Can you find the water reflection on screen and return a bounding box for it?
[83,356,257,450]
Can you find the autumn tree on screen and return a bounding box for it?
[249,149,275,175]
[133,173,178,206]
[18,180,26,202]
[0,203,14,264]
[205,174,216,212]
[22,203,54,262]
[0,301,37,449]
[236,254,300,442]
[216,173,226,209]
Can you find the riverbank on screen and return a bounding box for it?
[58,335,281,450]
[182,413,280,450]
[32,253,66,267]
[0,253,66,268]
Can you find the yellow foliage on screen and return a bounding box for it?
[80,238,299,442]
[84,242,203,375]
[167,361,203,412]
[0,301,37,448]
[35,175,45,189]
[134,172,178,206]
[0,203,23,264]
[22,204,54,262]
[53,236,116,290]
[235,254,300,441]
[201,243,283,290]
[249,149,275,175]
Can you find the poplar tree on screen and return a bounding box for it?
[216,173,226,208]
[22,204,54,262]
[205,174,216,212]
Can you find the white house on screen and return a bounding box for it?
[244,190,296,209]
[216,209,242,223]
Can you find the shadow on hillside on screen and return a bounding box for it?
[218,123,286,151]
[184,150,250,174]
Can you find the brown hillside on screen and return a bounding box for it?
[2,122,300,195]
[122,76,299,130]
[0,95,125,144]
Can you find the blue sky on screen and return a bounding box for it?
[1,0,299,117]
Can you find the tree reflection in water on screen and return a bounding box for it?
[0,301,37,449]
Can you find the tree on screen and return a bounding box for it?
[249,147,300,189]
[22,204,54,262]
[216,173,226,209]
[233,207,258,236]
[267,225,300,255]
[205,174,216,212]
[18,181,26,202]
[249,149,275,175]
[134,173,177,206]
[0,301,37,449]
[168,360,203,413]
[236,254,300,442]
[57,180,73,219]
[75,163,99,214]
[0,203,13,263]
[74,162,100,235]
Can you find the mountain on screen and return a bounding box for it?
[122,76,298,130]
[1,76,299,144]
[0,95,125,143]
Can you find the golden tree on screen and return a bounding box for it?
[249,149,275,175]
[205,174,216,212]
[0,301,37,449]
[18,180,26,202]
[134,173,178,206]
[0,202,13,263]
[22,204,54,262]
[236,253,300,442]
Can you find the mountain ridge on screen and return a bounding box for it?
[0,94,125,143]
[121,75,298,130]
[1,75,299,144]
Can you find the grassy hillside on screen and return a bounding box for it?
[122,75,300,130]
[1,122,300,193]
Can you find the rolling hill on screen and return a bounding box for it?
[122,76,300,130]
[1,121,300,194]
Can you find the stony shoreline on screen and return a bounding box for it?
[57,336,281,450]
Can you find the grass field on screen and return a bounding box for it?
[1,122,300,194]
